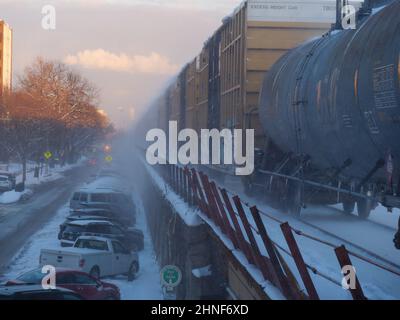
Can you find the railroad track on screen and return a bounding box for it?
[222,184,400,273]
[321,204,398,232]
[298,216,400,271]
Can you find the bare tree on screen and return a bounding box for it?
[1,57,112,181]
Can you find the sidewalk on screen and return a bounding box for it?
[0,159,86,204]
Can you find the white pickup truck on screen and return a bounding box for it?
[40,236,139,281]
[0,175,13,192]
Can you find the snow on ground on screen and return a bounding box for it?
[225,190,400,300]
[107,191,163,300]
[358,204,398,230]
[192,265,212,279]
[0,181,163,300]
[0,205,70,279]
[0,160,85,205]
[24,160,86,188]
[0,191,23,204]
[301,205,400,268]
[0,190,33,204]
[244,203,399,300]
[1,160,86,188]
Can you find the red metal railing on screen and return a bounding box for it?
[152,162,399,300]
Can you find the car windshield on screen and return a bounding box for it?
[74,239,108,251]
[17,269,44,284]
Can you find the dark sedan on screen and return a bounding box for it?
[5,268,120,300]
[0,285,84,300]
[59,220,144,251]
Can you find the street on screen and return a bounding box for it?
[0,165,97,274]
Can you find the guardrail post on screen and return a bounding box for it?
[181,168,185,198]
[176,167,180,195]
[208,181,231,236]
[189,169,195,205]
[171,165,176,190]
[187,168,198,204]
[175,166,179,194]
[335,245,367,300]
[280,222,319,300]
[179,167,184,197]
[175,166,179,193]
[250,206,299,299]
[232,196,270,280]
[199,173,224,228]
[183,168,190,204]
[210,182,239,249]
[190,169,209,216]
[220,189,253,263]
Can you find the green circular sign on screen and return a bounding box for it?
[160,265,182,288]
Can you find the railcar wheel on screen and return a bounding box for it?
[342,200,356,214]
[356,199,372,219]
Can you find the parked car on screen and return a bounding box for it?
[64,208,135,228]
[59,220,144,251]
[0,285,84,300]
[5,268,120,300]
[70,188,136,225]
[40,236,139,281]
[97,169,124,179]
[0,172,15,193]
[0,176,12,192]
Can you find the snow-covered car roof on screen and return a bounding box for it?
[76,235,112,242]
[67,215,115,221]
[71,208,113,213]
[67,220,115,226]
[75,187,125,194]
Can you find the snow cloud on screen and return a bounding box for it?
[64,49,179,75]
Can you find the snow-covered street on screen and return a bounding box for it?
[0,169,163,300]
[0,160,86,205]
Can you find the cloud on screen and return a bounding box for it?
[64,49,179,75]
[0,0,242,11]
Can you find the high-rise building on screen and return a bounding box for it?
[0,20,12,97]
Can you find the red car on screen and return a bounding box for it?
[5,268,120,300]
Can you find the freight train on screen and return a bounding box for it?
[138,0,400,235]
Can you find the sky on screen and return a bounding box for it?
[0,0,243,128]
